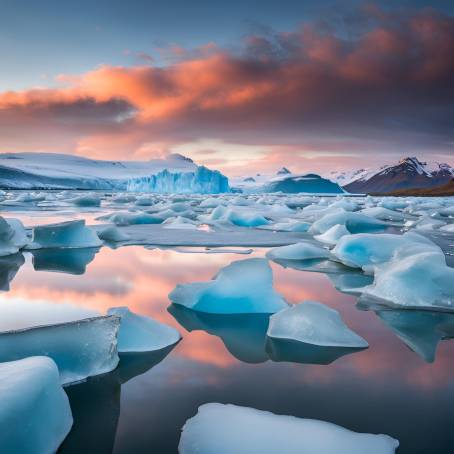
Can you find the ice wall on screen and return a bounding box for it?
[127,166,230,194]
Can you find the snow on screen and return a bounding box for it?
[179,403,399,454]
[0,357,73,454]
[0,315,120,384]
[267,301,368,348]
[27,219,102,249]
[107,307,181,353]
[169,258,289,314]
[0,216,29,256]
[266,242,330,260]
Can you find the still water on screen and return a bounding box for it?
[2,246,454,453]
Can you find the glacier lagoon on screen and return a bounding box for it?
[0,190,453,453]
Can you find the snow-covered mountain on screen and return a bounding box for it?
[0,152,229,193]
[232,168,344,194]
[330,157,454,194]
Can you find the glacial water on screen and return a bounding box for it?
[0,245,453,453]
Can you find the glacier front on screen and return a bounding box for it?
[127,166,229,194]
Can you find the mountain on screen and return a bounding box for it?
[331,157,454,194]
[232,169,344,194]
[0,152,229,193]
[263,174,344,194]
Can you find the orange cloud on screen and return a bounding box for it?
[0,7,453,169]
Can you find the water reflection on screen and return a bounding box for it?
[375,309,454,363]
[60,345,177,453]
[31,248,99,275]
[1,246,454,453]
[0,253,24,291]
[169,304,270,363]
[266,337,367,365]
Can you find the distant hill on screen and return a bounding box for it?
[378,179,454,197]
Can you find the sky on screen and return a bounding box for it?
[0,0,453,176]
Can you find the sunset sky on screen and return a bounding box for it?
[1,0,453,176]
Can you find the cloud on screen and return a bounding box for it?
[0,6,453,170]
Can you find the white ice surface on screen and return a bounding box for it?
[179,403,399,454]
[266,242,330,260]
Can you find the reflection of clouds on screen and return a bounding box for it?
[3,245,454,389]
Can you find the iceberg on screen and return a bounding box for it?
[97,225,131,242]
[362,251,454,309]
[107,307,181,353]
[310,210,387,235]
[179,403,399,454]
[0,356,73,454]
[169,258,289,314]
[332,232,440,272]
[97,211,163,226]
[266,242,330,261]
[267,301,368,349]
[69,194,101,207]
[127,166,229,194]
[0,315,120,384]
[27,219,102,249]
[314,223,350,245]
[0,216,29,256]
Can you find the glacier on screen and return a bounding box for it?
[0,357,73,454]
[179,403,399,454]
[126,166,229,194]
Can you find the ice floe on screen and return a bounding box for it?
[27,219,102,249]
[108,307,181,353]
[0,216,28,256]
[0,356,73,454]
[179,403,399,454]
[169,258,289,314]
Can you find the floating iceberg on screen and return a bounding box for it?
[0,357,73,454]
[266,242,330,261]
[70,194,101,207]
[267,302,368,349]
[0,315,120,384]
[362,251,454,309]
[332,232,440,272]
[0,216,29,256]
[107,307,181,353]
[97,225,131,242]
[361,207,406,222]
[98,211,163,226]
[27,219,102,249]
[310,210,387,235]
[314,224,350,245]
[169,258,289,314]
[179,403,399,454]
